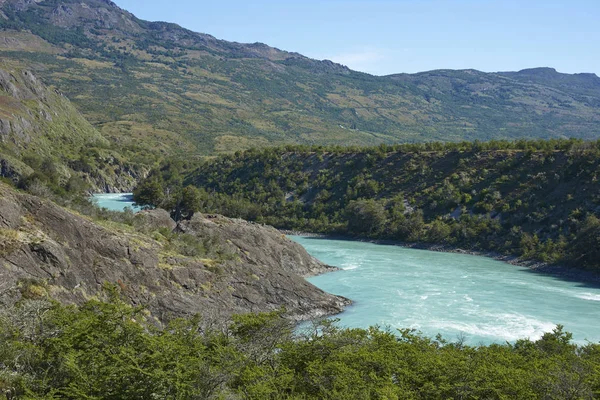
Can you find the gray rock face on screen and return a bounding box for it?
[88,163,147,193]
[0,119,11,140]
[0,185,349,322]
[0,67,42,146]
[179,214,337,277]
[0,69,22,99]
[136,209,177,231]
[21,70,45,99]
[47,0,142,32]
[0,68,44,102]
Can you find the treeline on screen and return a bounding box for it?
[1,293,599,399]
[233,137,600,156]
[134,139,600,272]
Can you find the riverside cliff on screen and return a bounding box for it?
[0,183,349,322]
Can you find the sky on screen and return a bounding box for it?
[113,0,600,76]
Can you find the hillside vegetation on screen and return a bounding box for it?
[2,296,599,399]
[0,0,598,157]
[135,139,600,272]
[0,60,146,198]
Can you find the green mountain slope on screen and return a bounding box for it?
[134,140,600,272]
[0,0,598,156]
[0,59,144,194]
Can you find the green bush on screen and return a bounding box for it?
[1,297,598,399]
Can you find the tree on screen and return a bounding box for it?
[133,175,165,209]
[345,199,386,235]
[567,215,600,269]
[174,186,203,221]
[427,219,452,243]
[393,209,425,241]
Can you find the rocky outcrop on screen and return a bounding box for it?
[0,184,349,322]
[136,208,177,231]
[49,0,141,32]
[0,154,32,183]
[179,214,337,277]
[83,161,148,193]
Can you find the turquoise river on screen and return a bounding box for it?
[291,236,600,345]
[91,194,600,345]
[91,193,141,212]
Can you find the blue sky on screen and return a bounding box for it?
[113,0,599,76]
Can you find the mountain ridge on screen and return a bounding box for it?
[0,0,598,157]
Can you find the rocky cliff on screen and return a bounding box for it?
[0,183,349,322]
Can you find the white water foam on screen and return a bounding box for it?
[432,313,556,342]
[93,193,132,200]
[576,293,600,302]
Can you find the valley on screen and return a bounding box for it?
[0,0,599,397]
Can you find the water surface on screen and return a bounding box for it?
[291,236,600,345]
[91,193,141,212]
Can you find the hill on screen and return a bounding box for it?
[0,59,147,196]
[0,0,598,156]
[134,139,600,272]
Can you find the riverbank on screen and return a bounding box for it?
[281,230,600,287]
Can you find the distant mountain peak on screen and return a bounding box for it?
[518,67,558,74]
[575,72,599,79]
[500,67,600,89]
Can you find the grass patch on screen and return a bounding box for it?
[0,229,21,256]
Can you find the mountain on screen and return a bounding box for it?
[0,0,598,157]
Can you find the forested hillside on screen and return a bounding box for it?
[135,139,600,271]
[0,60,145,196]
[0,0,598,157]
